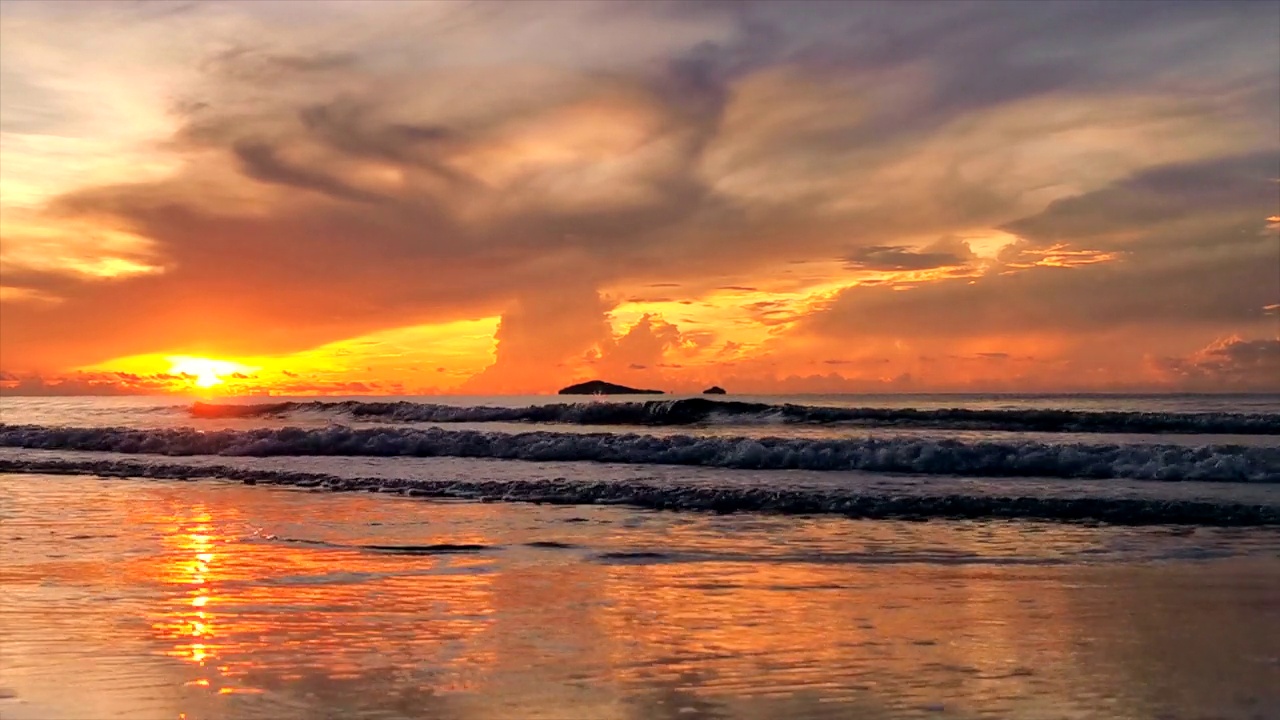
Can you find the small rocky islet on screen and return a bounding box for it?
[557,380,664,395]
[557,380,729,395]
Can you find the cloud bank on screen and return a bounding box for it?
[1,0,1276,393]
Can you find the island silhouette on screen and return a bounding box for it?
[558,380,664,395]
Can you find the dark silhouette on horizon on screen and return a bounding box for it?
[558,380,664,395]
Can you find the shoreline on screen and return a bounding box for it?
[4,458,1278,526]
[3,472,1278,720]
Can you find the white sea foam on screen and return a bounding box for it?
[3,452,1276,526]
[2,423,1276,482]
[189,398,1280,435]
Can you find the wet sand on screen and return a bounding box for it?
[2,473,1278,720]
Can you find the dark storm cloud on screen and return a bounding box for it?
[806,249,1277,340]
[232,140,387,204]
[202,46,358,80]
[300,104,452,149]
[683,0,1280,143]
[294,99,480,188]
[1206,338,1280,369]
[1003,152,1280,250]
[843,245,971,272]
[1157,337,1280,391]
[804,151,1280,341]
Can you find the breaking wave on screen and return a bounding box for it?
[3,423,1276,482]
[190,398,1280,435]
[2,456,1276,526]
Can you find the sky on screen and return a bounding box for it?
[1,0,1277,396]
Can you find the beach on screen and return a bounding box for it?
[2,473,1279,720]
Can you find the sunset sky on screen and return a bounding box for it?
[1,0,1277,395]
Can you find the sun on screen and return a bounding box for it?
[167,356,251,389]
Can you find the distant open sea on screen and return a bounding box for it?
[2,393,1278,719]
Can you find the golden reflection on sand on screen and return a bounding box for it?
[150,506,224,695]
[140,494,505,704]
[3,476,1278,720]
[115,492,1280,718]
[593,562,1066,708]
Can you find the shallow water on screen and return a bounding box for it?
[2,473,1279,720]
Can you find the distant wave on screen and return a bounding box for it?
[3,423,1277,482]
[3,456,1276,526]
[190,398,1280,435]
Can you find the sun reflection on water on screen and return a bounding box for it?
[150,508,223,696]
[3,476,1277,720]
[140,494,509,705]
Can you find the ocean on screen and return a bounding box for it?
[1,394,1278,719]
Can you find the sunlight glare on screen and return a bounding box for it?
[167,356,250,388]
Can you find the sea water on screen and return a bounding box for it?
[1,394,1278,719]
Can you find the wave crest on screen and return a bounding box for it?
[2,456,1276,526]
[3,423,1276,482]
[190,398,1280,434]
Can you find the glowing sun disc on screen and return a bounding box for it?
[167,356,250,388]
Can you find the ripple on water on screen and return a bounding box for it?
[1,473,1278,720]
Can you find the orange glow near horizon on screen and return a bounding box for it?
[71,316,503,395]
[37,262,1238,396]
[166,357,254,389]
[1,2,1277,395]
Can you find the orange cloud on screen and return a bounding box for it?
[1,1,1277,393]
